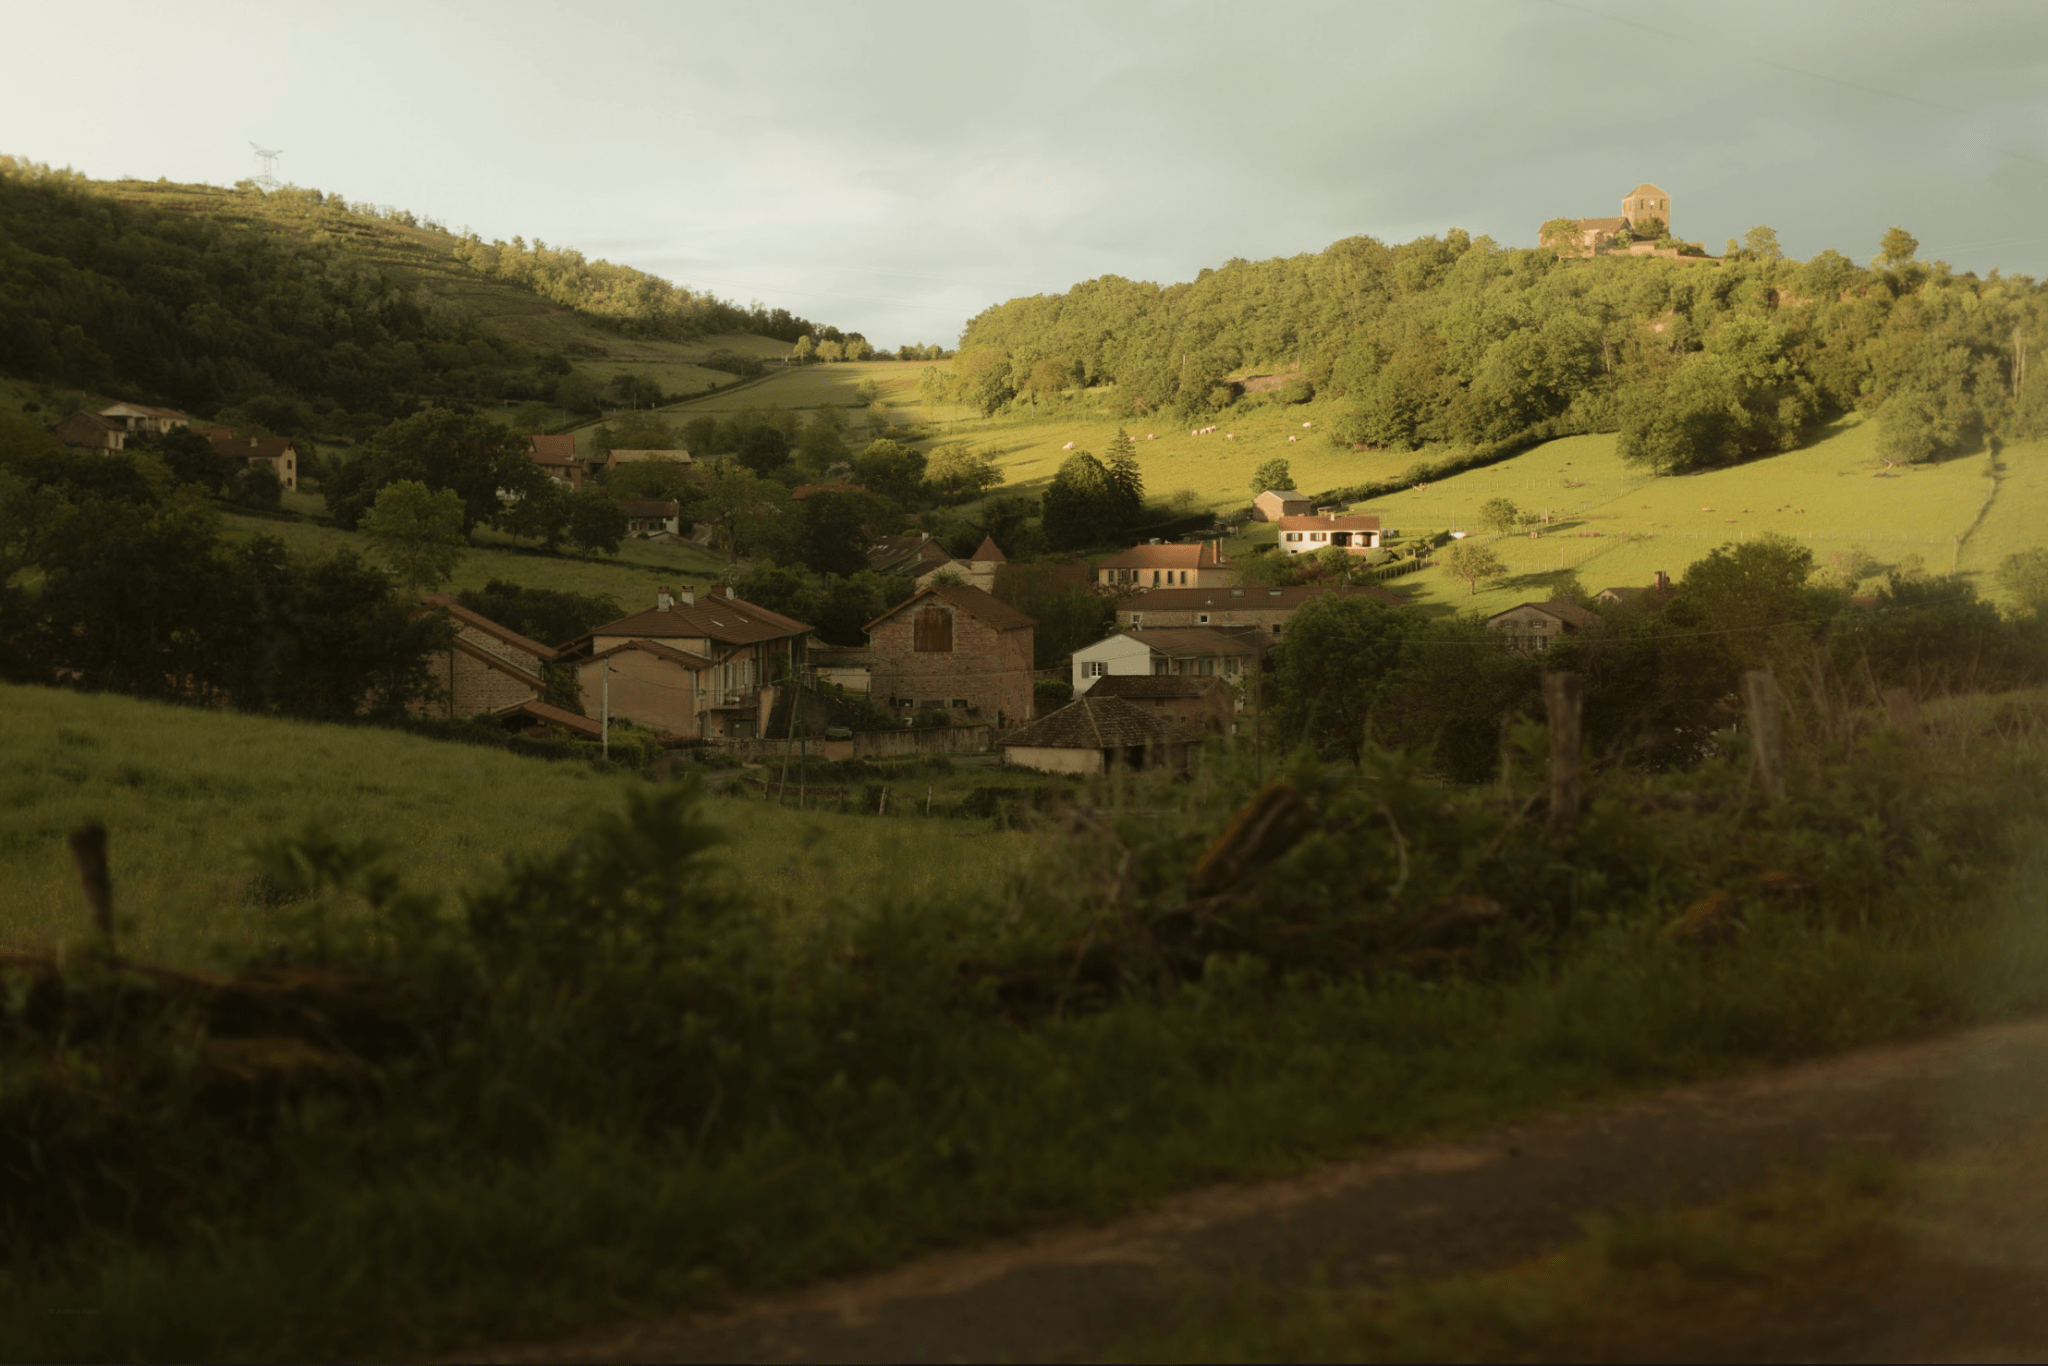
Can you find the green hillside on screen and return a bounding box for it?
[0,684,1021,969]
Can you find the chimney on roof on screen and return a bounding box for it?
[724,583,735,599]
[679,584,695,606]
[657,588,673,611]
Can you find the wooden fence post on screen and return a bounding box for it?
[1543,672,1582,832]
[67,822,114,947]
[1742,670,1785,802]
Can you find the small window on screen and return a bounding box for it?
[1152,570,1161,586]
[951,698,968,709]
[1198,613,1210,624]
[1272,624,1284,636]
[1284,532,1301,543]
[1131,613,1142,626]
[1087,661,1108,677]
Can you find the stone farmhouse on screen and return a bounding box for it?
[1000,694,1190,776]
[1252,488,1312,521]
[526,433,583,489]
[562,584,814,739]
[1278,510,1382,557]
[1487,599,1602,654]
[1595,571,1674,610]
[914,536,1007,594]
[1084,673,1235,736]
[865,583,1037,728]
[620,499,682,537]
[414,595,556,720]
[1071,626,1256,695]
[1096,540,1231,592]
[1116,582,1404,640]
[202,430,300,493]
[1543,183,1685,259]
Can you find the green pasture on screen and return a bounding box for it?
[219,502,731,607]
[0,685,1027,970]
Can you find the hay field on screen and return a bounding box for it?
[0,686,1026,970]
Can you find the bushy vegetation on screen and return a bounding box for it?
[953,224,2048,480]
[7,676,2048,1360]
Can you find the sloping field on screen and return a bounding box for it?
[0,685,1023,970]
[1361,418,2015,616]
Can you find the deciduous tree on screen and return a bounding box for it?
[1442,540,1503,596]
[361,480,466,590]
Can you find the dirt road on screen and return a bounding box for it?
[470,1016,2048,1363]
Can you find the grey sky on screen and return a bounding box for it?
[7,1,2048,347]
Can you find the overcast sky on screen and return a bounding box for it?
[8,1,2048,347]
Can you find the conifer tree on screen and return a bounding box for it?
[1102,427,1145,535]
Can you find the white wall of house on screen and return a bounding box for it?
[1071,633,1157,695]
[1004,744,1106,775]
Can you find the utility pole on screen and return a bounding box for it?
[601,659,611,759]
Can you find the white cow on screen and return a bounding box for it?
[1062,441,1075,451]
[1302,421,1313,429]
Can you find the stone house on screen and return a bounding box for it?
[415,595,556,718]
[1486,600,1603,654]
[914,535,1007,594]
[55,412,127,452]
[1278,510,1382,558]
[1252,489,1312,521]
[99,403,192,436]
[1084,673,1235,735]
[568,584,815,740]
[1001,695,1189,775]
[1117,583,1403,641]
[865,583,1037,728]
[202,431,300,492]
[1542,182,1678,258]
[527,433,582,489]
[1095,540,1231,592]
[1071,626,1256,695]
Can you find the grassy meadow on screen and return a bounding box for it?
[0,685,1027,970]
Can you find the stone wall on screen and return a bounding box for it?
[870,606,1034,729]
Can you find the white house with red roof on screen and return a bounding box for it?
[1094,539,1231,591]
[1277,510,1382,557]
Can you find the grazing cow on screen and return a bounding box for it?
[1302,421,1313,429]
[1225,433,1235,440]
[1062,441,1075,451]
[1287,435,1297,443]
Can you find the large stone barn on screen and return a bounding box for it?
[865,583,1037,728]
[414,595,555,719]
[1000,695,1189,775]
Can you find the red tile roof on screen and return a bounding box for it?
[584,638,713,670]
[970,536,1007,563]
[1112,626,1257,658]
[1086,674,1230,701]
[1488,600,1602,631]
[527,434,578,465]
[1276,512,1382,533]
[450,636,547,689]
[1002,695,1172,750]
[204,432,297,462]
[619,500,680,518]
[493,698,603,739]
[593,592,812,647]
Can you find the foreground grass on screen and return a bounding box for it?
[8,688,2048,1361]
[0,685,1020,968]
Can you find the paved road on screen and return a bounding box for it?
[469,1017,2048,1364]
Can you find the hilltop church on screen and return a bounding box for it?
[1542,184,1678,258]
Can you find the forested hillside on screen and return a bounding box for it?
[953,228,2048,475]
[0,157,828,437]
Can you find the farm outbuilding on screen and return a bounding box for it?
[1253,489,1312,521]
[1000,695,1189,775]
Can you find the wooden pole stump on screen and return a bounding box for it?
[1543,672,1582,833]
[67,822,114,947]
[1742,670,1785,802]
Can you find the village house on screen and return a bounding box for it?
[914,535,1007,594]
[1095,539,1231,591]
[202,430,300,493]
[1083,673,1235,735]
[1278,510,1382,557]
[414,595,556,719]
[573,638,714,738]
[1252,488,1312,522]
[1000,694,1191,776]
[526,433,582,489]
[1117,582,1404,640]
[98,402,193,436]
[1594,571,1674,610]
[1487,599,1603,653]
[865,582,1037,728]
[55,412,127,452]
[564,584,814,740]
[1071,626,1256,695]
[620,499,681,537]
